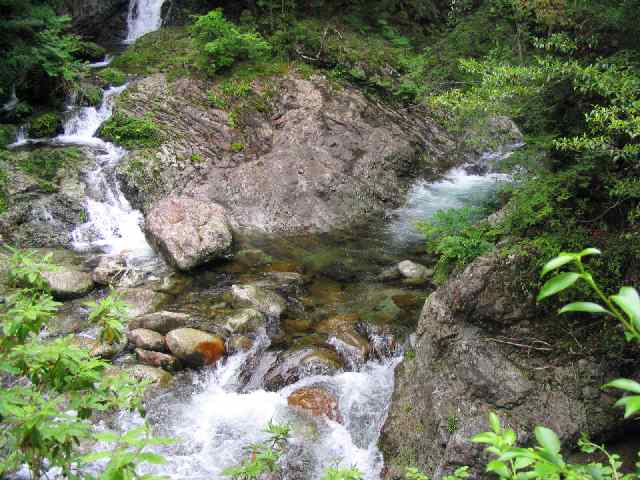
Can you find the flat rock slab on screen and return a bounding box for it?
[43,268,94,299]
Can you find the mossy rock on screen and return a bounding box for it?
[77,84,104,107]
[77,41,107,62]
[10,147,83,183]
[0,124,16,149]
[28,112,61,138]
[97,68,127,87]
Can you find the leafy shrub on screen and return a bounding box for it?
[191,9,271,75]
[85,292,128,345]
[100,112,162,148]
[77,84,104,106]
[97,67,127,86]
[28,112,60,138]
[6,247,55,290]
[0,248,169,479]
[417,207,496,283]
[0,124,16,149]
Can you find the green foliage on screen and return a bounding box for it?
[97,67,127,87]
[100,112,163,149]
[28,111,60,138]
[223,421,291,479]
[0,124,16,149]
[0,249,169,479]
[112,27,197,79]
[14,147,82,182]
[0,1,82,107]
[321,467,364,480]
[417,207,496,283]
[405,465,470,480]
[192,9,272,75]
[85,292,128,345]
[231,142,245,152]
[6,247,55,290]
[538,248,640,418]
[77,84,104,107]
[471,411,639,480]
[80,424,174,480]
[2,290,60,345]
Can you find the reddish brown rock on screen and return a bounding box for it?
[166,328,225,367]
[135,348,182,371]
[287,387,342,423]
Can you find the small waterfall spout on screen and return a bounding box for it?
[125,0,166,44]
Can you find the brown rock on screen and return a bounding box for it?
[288,387,342,422]
[165,328,225,367]
[128,328,166,351]
[135,348,182,371]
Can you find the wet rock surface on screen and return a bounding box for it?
[128,328,166,351]
[287,386,342,423]
[165,328,225,367]
[231,284,287,318]
[128,310,191,334]
[380,252,630,479]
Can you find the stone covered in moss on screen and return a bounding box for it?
[28,112,61,138]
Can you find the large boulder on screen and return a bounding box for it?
[145,195,232,271]
[165,328,225,368]
[42,268,94,299]
[116,73,456,234]
[380,252,630,479]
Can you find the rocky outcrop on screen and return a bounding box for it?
[115,73,456,234]
[145,195,232,270]
[380,252,630,479]
[61,0,129,44]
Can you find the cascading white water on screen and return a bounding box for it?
[54,86,154,259]
[388,146,521,243]
[124,0,166,44]
[2,84,18,112]
[113,334,400,480]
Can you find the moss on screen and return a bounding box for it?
[99,112,163,149]
[97,68,127,87]
[28,112,60,138]
[15,147,83,182]
[0,124,16,149]
[77,84,104,107]
[230,142,244,153]
[76,41,107,62]
[112,27,197,79]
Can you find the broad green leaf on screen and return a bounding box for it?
[513,457,535,470]
[537,273,581,301]
[540,254,575,278]
[611,287,640,326]
[137,452,167,464]
[471,432,498,444]
[613,395,640,418]
[489,412,501,433]
[534,426,561,454]
[577,248,602,258]
[603,378,640,394]
[558,302,610,315]
[486,460,510,478]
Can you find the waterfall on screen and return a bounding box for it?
[111,334,401,480]
[1,84,18,112]
[54,86,155,259]
[124,0,166,44]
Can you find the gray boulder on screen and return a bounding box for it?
[264,347,343,391]
[42,268,94,299]
[231,284,286,318]
[145,195,232,271]
[397,260,433,284]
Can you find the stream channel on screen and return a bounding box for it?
[8,1,516,478]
